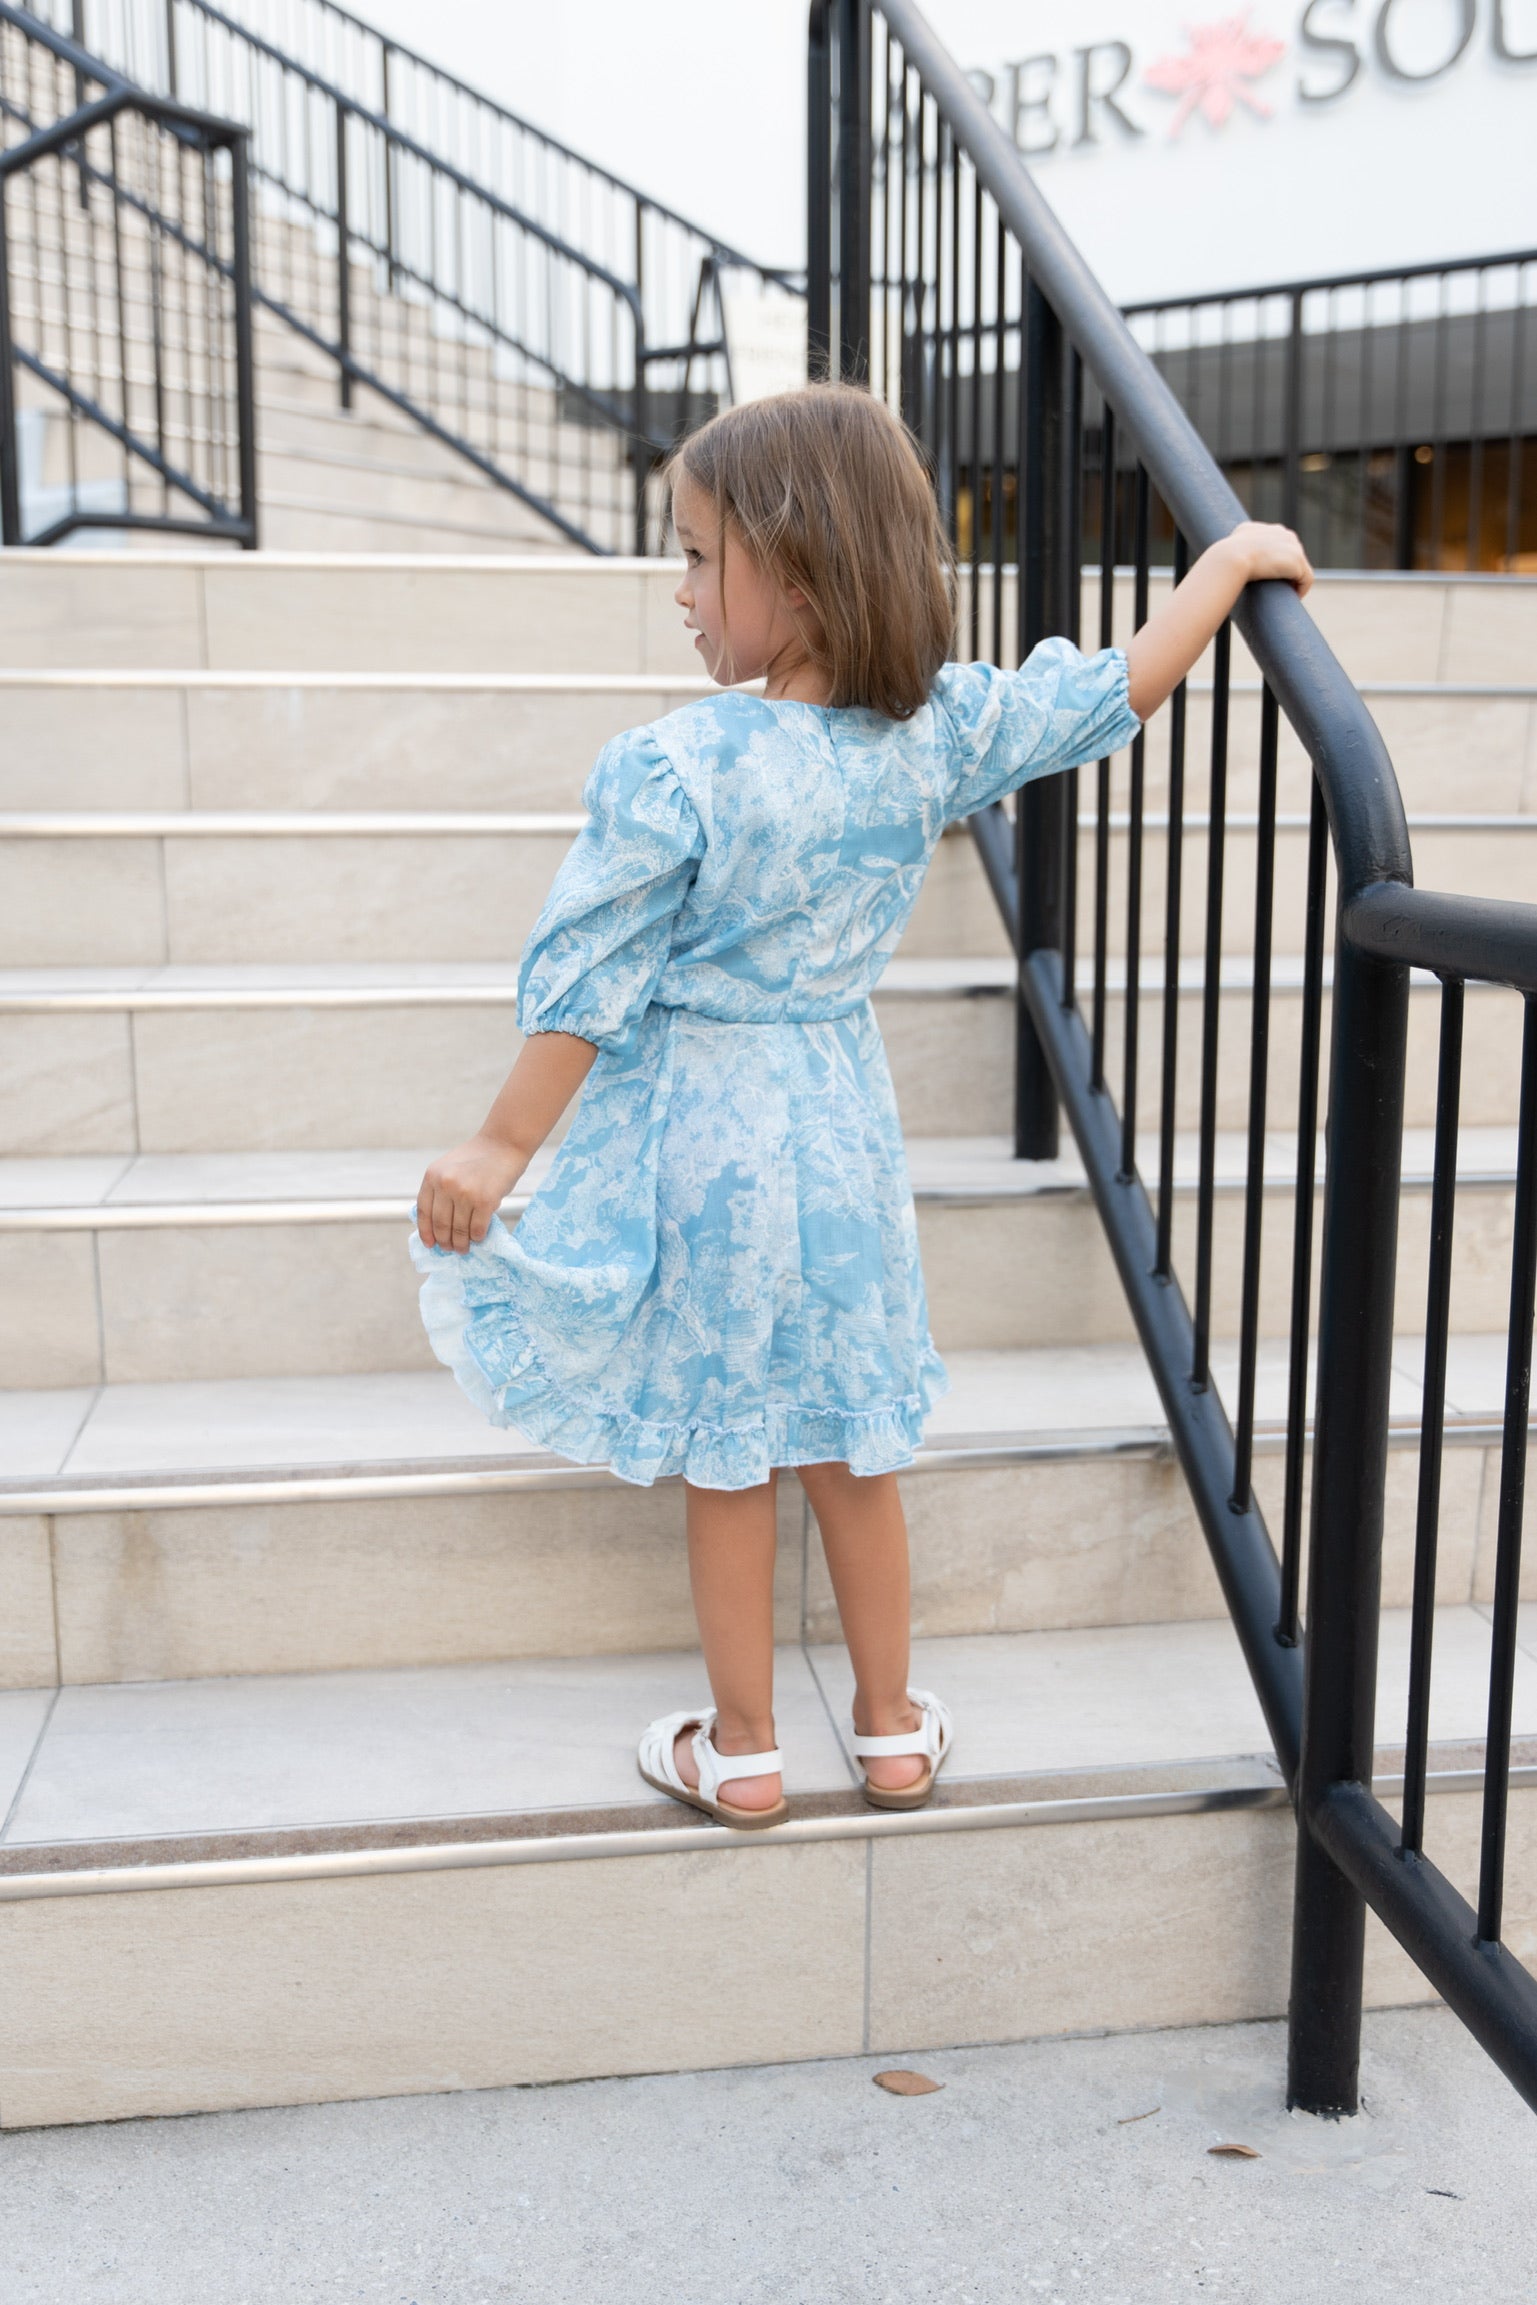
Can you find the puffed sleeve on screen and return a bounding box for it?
[517,728,704,1057]
[932,640,1142,821]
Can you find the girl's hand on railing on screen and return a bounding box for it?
[415,1134,529,1253]
[1225,520,1314,598]
[1125,521,1314,721]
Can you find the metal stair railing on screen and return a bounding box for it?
[810,0,1537,2118]
[1122,247,1537,574]
[0,2,256,546]
[33,0,805,552]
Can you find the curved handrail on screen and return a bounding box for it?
[860,0,1414,904]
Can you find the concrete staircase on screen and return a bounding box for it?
[12,184,627,554]
[0,553,1534,2128]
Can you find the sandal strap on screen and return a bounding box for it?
[693,1723,782,1802]
[852,1689,952,1764]
[853,1727,930,1756]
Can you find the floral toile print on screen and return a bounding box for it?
[409,640,1140,1490]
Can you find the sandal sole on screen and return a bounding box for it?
[860,1769,937,1812]
[638,1762,789,1831]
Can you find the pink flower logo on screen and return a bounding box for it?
[1144,13,1287,138]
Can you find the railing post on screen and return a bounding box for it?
[0,185,19,546]
[229,130,259,549]
[164,0,178,98]
[334,99,352,411]
[806,1,832,378]
[1287,930,1409,2115]
[1282,288,1303,533]
[381,42,398,291]
[1015,277,1065,1159]
[835,0,870,381]
[632,311,651,557]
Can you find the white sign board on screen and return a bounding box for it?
[929,0,1537,303]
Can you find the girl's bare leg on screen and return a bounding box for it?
[673,1474,782,1811]
[798,1463,925,1793]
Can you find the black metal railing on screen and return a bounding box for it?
[32,0,802,551]
[0,3,255,545]
[1125,252,1537,574]
[811,0,1537,2117]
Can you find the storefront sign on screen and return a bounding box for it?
[966,0,1537,157]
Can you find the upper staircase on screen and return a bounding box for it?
[7,0,799,555]
[0,549,1533,2125]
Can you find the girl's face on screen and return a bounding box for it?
[671,470,827,702]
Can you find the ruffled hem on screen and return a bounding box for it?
[408,1226,949,1491]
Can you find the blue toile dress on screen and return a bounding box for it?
[409,640,1140,1489]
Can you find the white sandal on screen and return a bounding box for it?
[853,1688,953,1811]
[637,1708,789,1830]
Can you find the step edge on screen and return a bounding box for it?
[0,1431,1177,1516]
[2,1417,1521,1517]
[0,1777,1294,1899]
[11,1761,1537,1901]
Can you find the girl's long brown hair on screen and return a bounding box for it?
[667,382,956,720]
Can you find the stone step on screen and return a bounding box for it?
[0,1610,1527,2125]
[0,552,698,676]
[1,663,1532,819]
[0,807,1530,969]
[0,958,1521,1156]
[3,555,1530,684]
[0,1128,1522,1388]
[0,1333,1522,1686]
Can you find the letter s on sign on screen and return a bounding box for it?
[1298,0,1360,102]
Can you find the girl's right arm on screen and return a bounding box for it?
[1124,520,1313,722]
[415,1029,598,1254]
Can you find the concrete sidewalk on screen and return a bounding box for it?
[1,2004,1530,2304]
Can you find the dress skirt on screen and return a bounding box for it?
[409,1000,947,1490]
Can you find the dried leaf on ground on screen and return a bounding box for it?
[1208,2142,1261,2159]
[873,2069,944,2096]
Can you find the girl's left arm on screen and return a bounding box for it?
[416,1031,597,1254]
[1124,521,1313,722]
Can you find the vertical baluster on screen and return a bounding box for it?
[1090,403,1115,1091]
[990,210,1006,671]
[1120,465,1150,1180]
[0,161,20,547]
[945,128,959,553]
[1401,978,1464,1856]
[968,167,982,658]
[1155,531,1190,1277]
[1506,266,1527,573]
[1429,273,1449,570]
[1061,347,1084,1014]
[1356,284,1374,565]
[1477,996,1537,1943]
[1468,272,1487,571]
[878,15,894,404]
[1015,272,1065,1160]
[1278,775,1328,1644]
[1231,684,1279,1510]
[896,60,912,428]
[805,0,831,379]
[1192,620,1231,1391]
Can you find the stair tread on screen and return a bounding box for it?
[0,953,1428,1003]
[0,1127,1522,1219]
[0,1333,1517,1496]
[0,1608,1530,1859]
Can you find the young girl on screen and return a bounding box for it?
[410,383,1311,1830]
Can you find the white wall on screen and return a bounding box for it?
[357,0,1537,300]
